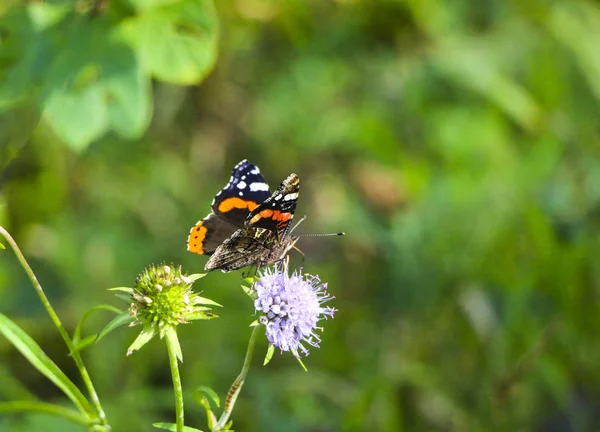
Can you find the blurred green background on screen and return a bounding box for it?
[3,0,600,430]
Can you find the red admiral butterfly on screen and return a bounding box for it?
[187,160,300,272]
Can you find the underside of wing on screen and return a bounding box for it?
[204,229,267,272]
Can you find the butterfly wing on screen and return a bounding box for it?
[204,228,271,272]
[187,212,238,255]
[211,159,271,227]
[246,173,300,239]
[187,160,271,256]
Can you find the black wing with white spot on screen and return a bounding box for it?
[210,159,271,228]
[188,160,271,256]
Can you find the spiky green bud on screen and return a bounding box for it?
[126,264,220,358]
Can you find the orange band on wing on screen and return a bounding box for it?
[218,198,258,213]
[187,222,208,254]
[250,210,291,226]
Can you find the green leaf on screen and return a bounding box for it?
[101,43,152,139]
[165,326,182,362]
[187,273,206,282]
[73,304,122,347]
[0,401,89,426]
[153,422,204,432]
[263,344,275,366]
[241,284,255,298]
[194,386,220,408]
[127,323,157,355]
[108,287,134,292]
[192,386,219,429]
[41,18,151,150]
[96,310,135,343]
[0,313,93,416]
[185,312,218,321]
[0,242,5,250]
[123,0,218,85]
[192,296,222,307]
[43,80,108,151]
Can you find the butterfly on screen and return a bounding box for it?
[187,160,300,272]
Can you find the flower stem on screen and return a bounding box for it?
[167,336,185,432]
[0,226,109,430]
[215,326,260,431]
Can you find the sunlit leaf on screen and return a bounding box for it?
[123,0,218,85]
[263,344,274,366]
[43,76,108,151]
[194,386,220,408]
[127,323,157,355]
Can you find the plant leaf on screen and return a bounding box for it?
[0,313,93,416]
[194,386,220,408]
[185,312,218,321]
[187,273,206,282]
[240,284,255,298]
[107,287,134,293]
[191,296,222,307]
[263,344,274,366]
[43,82,108,151]
[127,323,157,355]
[73,304,122,346]
[123,0,218,85]
[96,310,134,343]
[153,422,204,432]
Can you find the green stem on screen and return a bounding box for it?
[215,326,260,431]
[167,337,185,432]
[0,226,109,429]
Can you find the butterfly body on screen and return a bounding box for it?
[187,160,300,272]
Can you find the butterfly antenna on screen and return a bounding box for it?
[297,232,345,237]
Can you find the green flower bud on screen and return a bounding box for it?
[126,264,220,357]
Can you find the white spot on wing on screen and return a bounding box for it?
[250,168,260,174]
[284,192,298,201]
[239,192,243,196]
[237,181,247,189]
[250,182,269,192]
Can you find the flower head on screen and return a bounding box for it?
[125,264,219,358]
[253,265,336,359]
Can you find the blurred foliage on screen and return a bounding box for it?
[2,0,600,431]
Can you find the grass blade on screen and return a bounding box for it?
[0,313,93,417]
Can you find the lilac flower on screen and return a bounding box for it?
[253,266,336,358]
